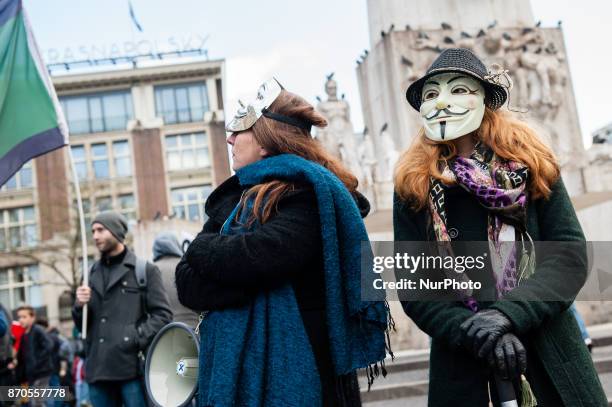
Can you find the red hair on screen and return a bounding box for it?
[394,108,560,210]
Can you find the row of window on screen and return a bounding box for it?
[60,82,211,135]
[0,183,211,252]
[78,186,212,225]
[72,140,132,181]
[171,185,212,222]
[69,132,210,182]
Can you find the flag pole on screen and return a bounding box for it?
[68,147,89,339]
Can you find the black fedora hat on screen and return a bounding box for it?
[405,48,508,111]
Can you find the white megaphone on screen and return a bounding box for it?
[145,322,199,407]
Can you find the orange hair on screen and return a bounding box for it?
[239,89,358,225]
[394,108,560,210]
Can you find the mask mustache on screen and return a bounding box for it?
[425,107,470,120]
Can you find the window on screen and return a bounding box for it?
[60,90,133,134]
[165,132,210,171]
[1,162,33,191]
[0,265,42,310]
[58,291,73,321]
[71,140,132,180]
[113,141,132,177]
[0,206,37,251]
[81,198,92,230]
[155,82,209,124]
[71,145,88,181]
[91,143,109,179]
[117,194,136,220]
[171,186,212,222]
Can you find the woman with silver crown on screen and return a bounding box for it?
[175,79,393,406]
[394,48,606,406]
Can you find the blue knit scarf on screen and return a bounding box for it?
[196,154,392,407]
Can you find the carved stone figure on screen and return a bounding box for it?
[379,123,400,181]
[316,74,362,179]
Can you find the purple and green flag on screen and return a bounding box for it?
[0,0,68,186]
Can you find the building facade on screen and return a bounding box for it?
[0,58,229,332]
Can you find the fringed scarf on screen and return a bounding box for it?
[197,154,393,407]
[429,142,535,309]
[429,142,537,406]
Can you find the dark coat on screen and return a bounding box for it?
[176,175,367,406]
[72,249,173,383]
[17,324,53,384]
[393,177,607,406]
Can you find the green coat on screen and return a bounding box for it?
[393,178,607,406]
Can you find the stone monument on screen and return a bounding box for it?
[357,0,588,212]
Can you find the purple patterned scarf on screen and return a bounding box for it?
[429,142,533,310]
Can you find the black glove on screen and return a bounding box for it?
[487,333,527,380]
[460,309,513,359]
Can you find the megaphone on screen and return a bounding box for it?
[145,322,199,407]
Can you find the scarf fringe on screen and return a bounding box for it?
[364,358,390,392]
[384,300,396,361]
[361,300,395,392]
[353,299,395,393]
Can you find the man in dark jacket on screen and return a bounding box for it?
[73,211,172,407]
[15,305,53,407]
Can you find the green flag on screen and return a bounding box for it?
[0,0,68,186]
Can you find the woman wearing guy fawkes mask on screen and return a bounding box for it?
[176,79,393,406]
[393,48,606,406]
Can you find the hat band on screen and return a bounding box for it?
[262,108,312,132]
[426,66,505,88]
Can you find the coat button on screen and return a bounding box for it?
[122,281,128,286]
[101,318,106,323]
[448,228,459,239]
[124,337,130,342]
[99,338,104,343]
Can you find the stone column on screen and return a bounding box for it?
[131,127,169,220]
[35,149,70,241]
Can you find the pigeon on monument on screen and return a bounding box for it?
[400,56,413,66]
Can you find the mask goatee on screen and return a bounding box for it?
[440,121,446,140]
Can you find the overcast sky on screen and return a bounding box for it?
[24,0,612,147]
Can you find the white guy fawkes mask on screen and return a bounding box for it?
[226,78,283,132]
[419,73,485,141]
